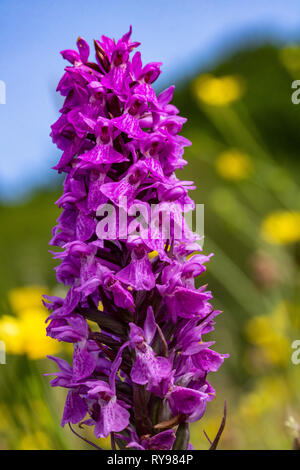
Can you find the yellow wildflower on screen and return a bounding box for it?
[245,303,290,366]
[193,74,244,106]
[8,285,47,314]
[261,210,300,245]
[279,46,300,72]
[215,149,253,181]
[239,376,288,421]
[0,309,59,359]
[0,285,60,359]
[0,315,23,355]
[18,307,59,359]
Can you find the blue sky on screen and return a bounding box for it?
[0,0,300,200]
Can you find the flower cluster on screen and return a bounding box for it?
[45,27,228,450]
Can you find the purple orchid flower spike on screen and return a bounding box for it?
[46,26,228,450]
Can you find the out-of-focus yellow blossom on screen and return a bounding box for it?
[245,303,290,366]
[18,308,59,359]
[8,286,47,313]
[239,376,289,421]
[0,285,59,359]
[279,46,300,72]
[261,210,300,245]
[215,149,253,181]
[193,74,244,106]
[0,309,59,359]
[0,315,24,355]
[19,431,51,450]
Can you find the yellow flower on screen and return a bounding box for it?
[215,149,253,181]
[0,309,59,359]
[246,315,274,345]
[239,377,288,421]
[279,46,300,72]
[0,315,23,355]
[0,285,60,359]
[193,74,244,106]
[8,285,47,314]
[245,303,290,366]
[261,210,300,245]
[18,307,60,359]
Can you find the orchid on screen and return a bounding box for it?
[45,27,228,450]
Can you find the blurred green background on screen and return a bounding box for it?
[1,23,300,449]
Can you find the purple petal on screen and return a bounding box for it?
[77,37,90,63]
[192,349,229,372]
[144,306,156,344]
[61,390,87,426]
[112,114,146,139]
[95,399,130,438]
[76,214,96,241]
[147,429,176,450]
[60,49,80,64]
[168,386,207,420]
[79,144,128,165]
[116,253,155,291]
[73,345,96,381]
